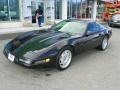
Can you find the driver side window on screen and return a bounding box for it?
[87,22,100,34]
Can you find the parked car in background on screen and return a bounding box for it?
[108,14,120,27]
[3,19,112,70]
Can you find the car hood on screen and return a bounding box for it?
[10,30,71,59]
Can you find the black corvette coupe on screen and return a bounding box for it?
[3,19,112,70]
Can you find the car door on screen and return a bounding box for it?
[81,22,103,50]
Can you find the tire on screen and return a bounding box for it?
[97,36,108,51]
[56,46,73,70]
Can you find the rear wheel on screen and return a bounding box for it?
[97,36,108,50]
[56,46,73,70]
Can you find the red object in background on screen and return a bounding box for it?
[102,0,120,21]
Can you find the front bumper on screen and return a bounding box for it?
[18,58,51,67]
[3,48,54,67]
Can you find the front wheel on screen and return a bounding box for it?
[97,36,108,50]
[56,47,73,70]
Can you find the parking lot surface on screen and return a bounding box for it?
[0,27,120,90]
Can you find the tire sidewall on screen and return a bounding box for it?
[102,36,108,50]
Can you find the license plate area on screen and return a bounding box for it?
[8,53,15,62]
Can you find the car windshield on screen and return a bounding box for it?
[113,14,120,20]
[51,21,87,35]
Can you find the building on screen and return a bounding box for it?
[0,0,110,28]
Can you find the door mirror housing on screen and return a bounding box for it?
[86,31,93,36]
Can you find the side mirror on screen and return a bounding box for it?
[86,31,92,36]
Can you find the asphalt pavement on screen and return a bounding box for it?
[0,27,120,90]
